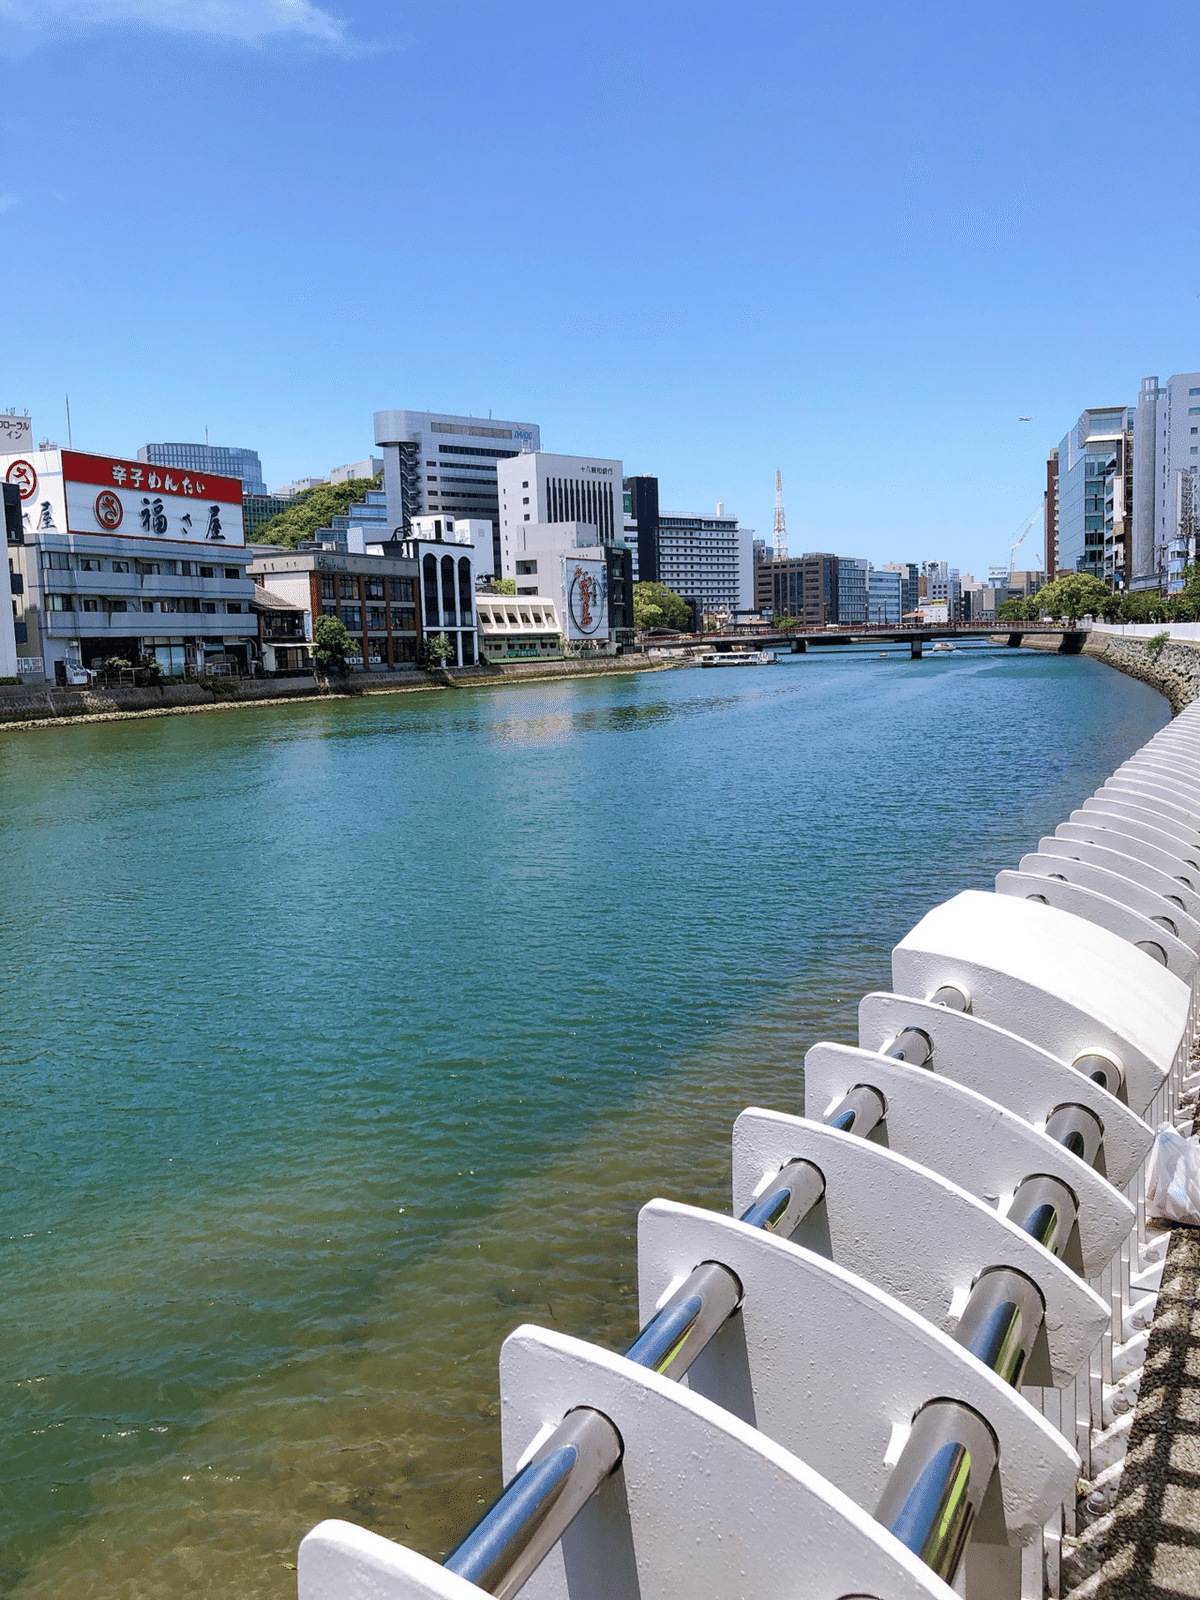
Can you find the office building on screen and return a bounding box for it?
[1053,406,1132,585]
[250,545,422,670]
[2,445,256,681]
[655,505,753,617]
[623,475,660,583]
[922,560,962,619]
[274,476,326,498]
[366,514,488,666]
[243,494,297,540]
[374,409,541,576]
[880,561,920,618]
[754,553,839,623]
[838,557,869,624]
[497,450,622,575]
[139,441,268,497]
[866,566,902,624]
[1132,374,1200,591]
[1045,448,1059,576]
[330,456,382,485]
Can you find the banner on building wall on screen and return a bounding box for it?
[0,449,246,546]
[565,556,608,640]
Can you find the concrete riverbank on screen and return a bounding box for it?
[0,654,684,732]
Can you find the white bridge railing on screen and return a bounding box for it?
[296,704,1200,1600]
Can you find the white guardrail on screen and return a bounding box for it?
[295,705,1200,1600]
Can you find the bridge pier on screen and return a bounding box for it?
[791,639,806,654]
[1006,632,1023,648]
[911,639,922,659]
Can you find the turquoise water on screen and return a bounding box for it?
[0,647,1168,1597]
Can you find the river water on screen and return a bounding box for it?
[0,645,1168,1597]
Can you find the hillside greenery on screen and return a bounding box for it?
[255,475,383,549]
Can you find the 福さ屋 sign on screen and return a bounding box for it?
[0,449,246,546]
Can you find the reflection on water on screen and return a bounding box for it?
[0,648,1168,1597]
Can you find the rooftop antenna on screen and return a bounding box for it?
[205,425,210,448]
[65,392,73,449]
[773,469,788,560]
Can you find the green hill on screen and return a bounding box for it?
[254,475,383,549]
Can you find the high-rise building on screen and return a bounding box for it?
[496,451,623,576]
[880,561,920,618]
[1045,448,1059,577]
[1132,374,1200,591]
[373,410,541,577]
[922,560,962,619]
[754,553,839,623]
[623,475,659,583]
[1053,406,1132,585]
[139,442,267,497]
[866,566,902,624]
[838,557,869,624]
[654,506,753,616]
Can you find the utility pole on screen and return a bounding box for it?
[773,470,788,561]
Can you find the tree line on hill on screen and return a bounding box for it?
[255,475,383,548]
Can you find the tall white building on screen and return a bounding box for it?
[1132,373,1200,591]
[656,505,754,616]
[866,566,902,624]
[374,410,541,577]
[496,451,622,578]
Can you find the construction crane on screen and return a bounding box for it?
[1007,503,1044,576]
[773,470,788,560]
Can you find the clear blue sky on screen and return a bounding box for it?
[2,0,1198,576]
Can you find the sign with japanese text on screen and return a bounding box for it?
[564,556,608,639]
[0,448,246,546]
[0,415,33,452]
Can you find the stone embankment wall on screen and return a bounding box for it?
[0,655,681,729]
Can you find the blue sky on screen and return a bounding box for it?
[2,0,1198,576]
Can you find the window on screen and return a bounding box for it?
[142,600,155,612]
[1190,408,1200,417]
[389,576,414,601]
[77,557,101,572]
[522,497,529,505]
[202,602,217,613]
[82,598,99,612]
[523,513,530,521]
[364,577,384,599]
[516,560,537,574]
[367,606,386,629]
[391,606,416,630]
[111,560,130,573]
[224,567,240,580]
[226,602,243,613]
[521,481,528,488]
[341,605,361,630]
[339,577,360,600]
[108,599,128,613]
[427,475,438,482]
[47,593,74,610]
[1190,388,1200,396]
[180,561,193,576]
[42,551,71,569]
[199,565,214,578]
[320,576,336,600]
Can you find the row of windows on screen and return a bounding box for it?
[334,605,419,631]
[41,553,240,579]
[319,575,413,602]
[46,594,245,614]
[438,444,519,460]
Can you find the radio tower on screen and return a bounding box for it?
[772,470,788,560]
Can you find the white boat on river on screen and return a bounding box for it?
[698,649,776,667]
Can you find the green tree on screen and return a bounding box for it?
[491,578,516,595]
[255,476,383,549]
[1031,573,1110,622]
[423,632,454,666]
[997,597,1025,622]
[312,614,356,675]
[633,581,692,631]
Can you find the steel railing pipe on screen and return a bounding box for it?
[738,1157,826,1233]
[1044,1103,1105,1168]
[873,1399,999,1584]
[444,1407,623,1600]
[951,1266,1046,1389]
[887,1027,934,1066]
[624,1261,742,1381]
[824,1084,887,1136]
[1005,1173,1080,1260]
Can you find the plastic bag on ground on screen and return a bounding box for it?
[1145,1122,1200,1225]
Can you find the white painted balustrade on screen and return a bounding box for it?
[298,697,1200,1600]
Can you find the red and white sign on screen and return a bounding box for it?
[5,459,38,500]
[0,448,246,546]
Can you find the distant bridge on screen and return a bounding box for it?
[650,621,1086,659]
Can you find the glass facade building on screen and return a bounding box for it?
[1055,407,1131,584]
[139,443,268,497]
